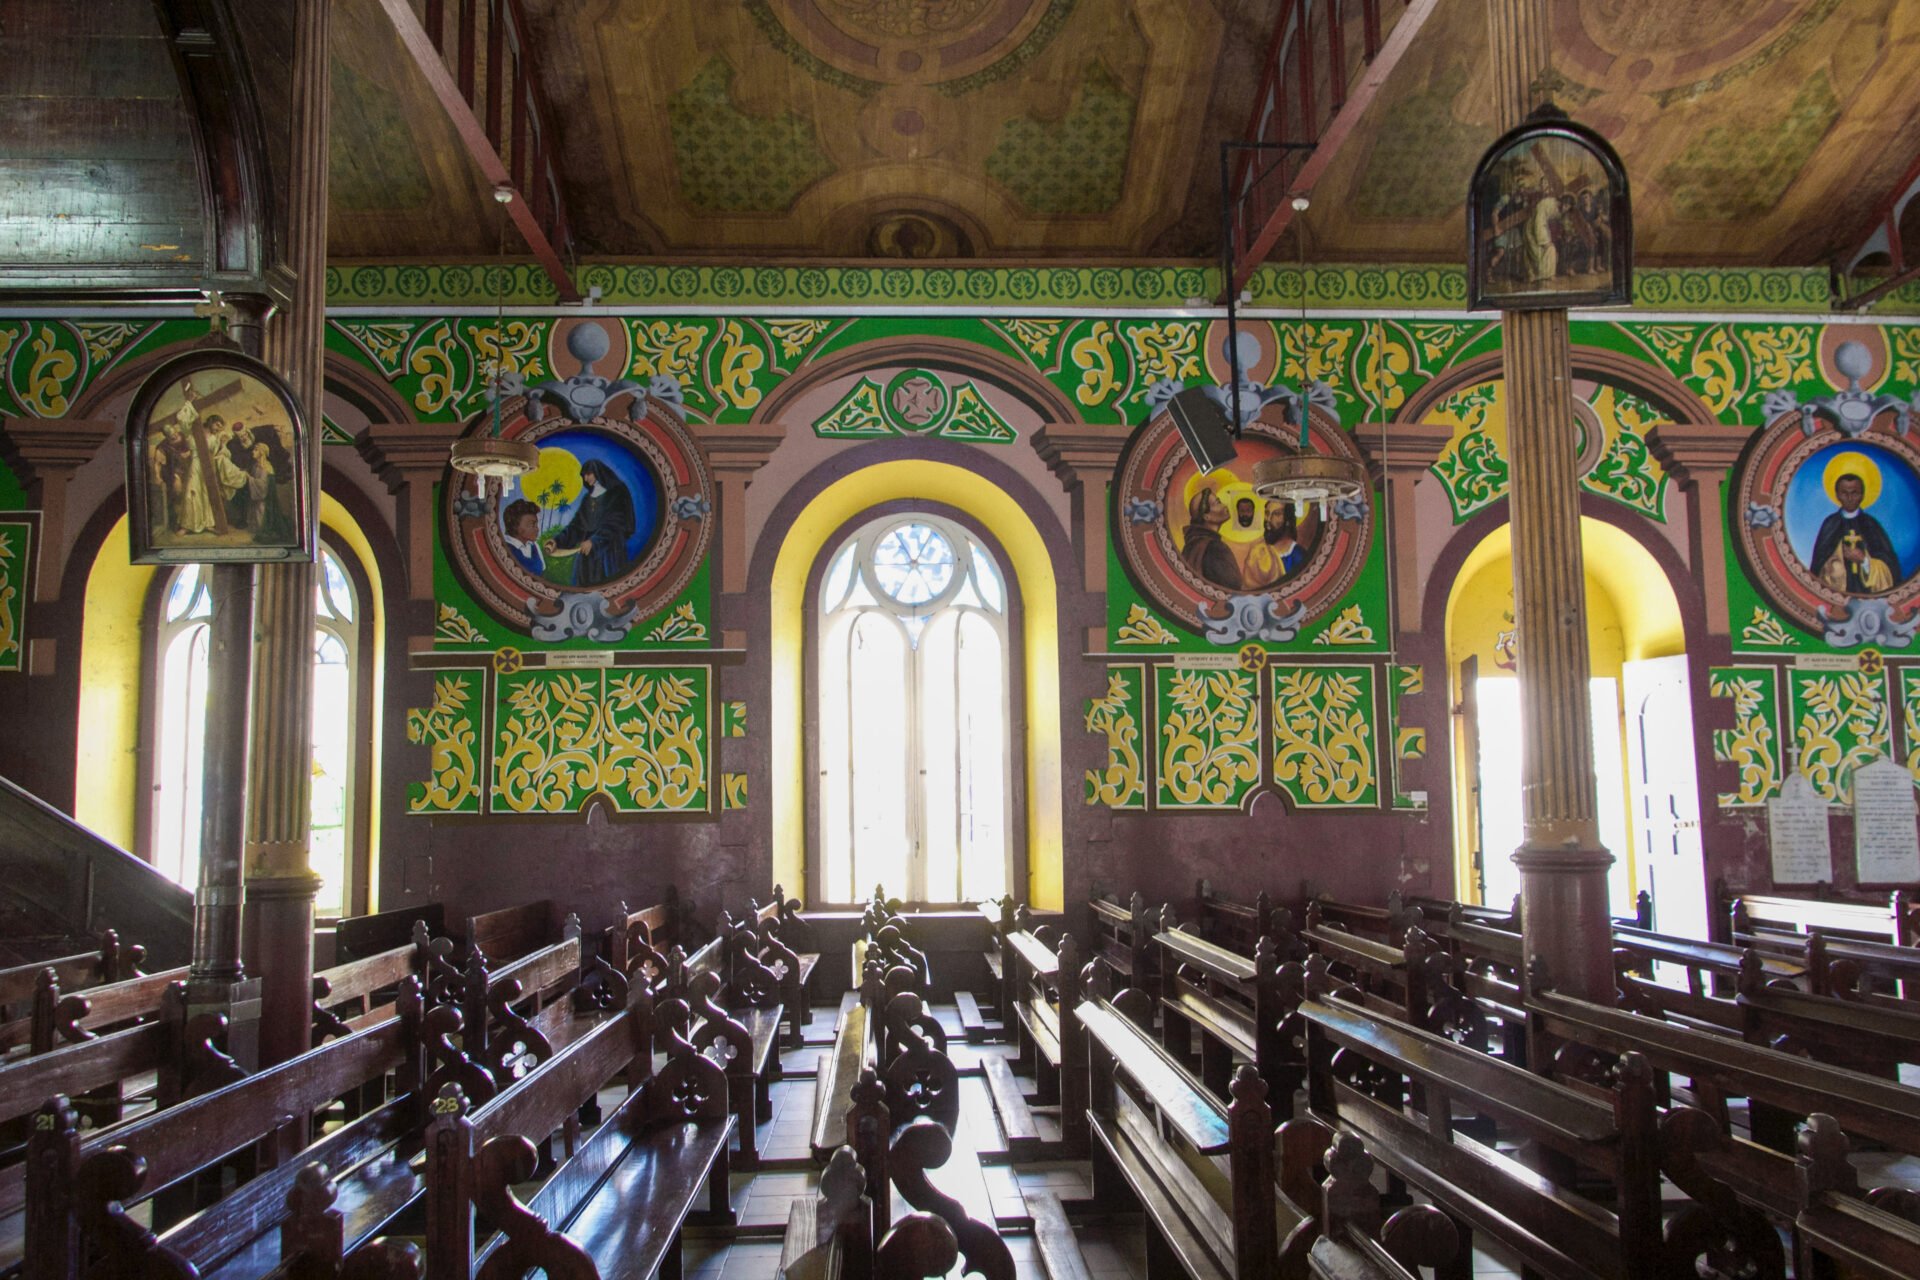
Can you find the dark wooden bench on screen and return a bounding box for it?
[1299,990,1683,1280]
[1794,1113,1920,1280]
[1155,926,1298,1104]
[1190,882,1276,956]
[1001,921,1086,1154]
[977,895,1015,1032]
[1079,996,1285,1279]
[462,898,564,965]
[423,987,734,1280]
[1735,948,1920,1080]
[1726,887,1919,948]
[1087,891,1158,999]
[743,892,819,1047]
[0,930,146,1036]
[332,900,445,962]
[23,979,430,1280]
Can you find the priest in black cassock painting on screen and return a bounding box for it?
[552,459,638,588]
[1811,471,1901,596]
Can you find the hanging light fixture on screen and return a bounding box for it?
[450,186,540,478]
[1247,197,1368,520]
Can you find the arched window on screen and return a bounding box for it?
[146,542,368,919]
[815,514,1010,905]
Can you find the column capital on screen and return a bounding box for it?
[687,422,785,595]
[1353,421,1458,478]
[356,422,466,601]
[0,416,115,478]
[0,417,115,602]
[1031,423,1134,492]
[354,421,467,493]
[687,420,787,482]
[1644,422,1751,486]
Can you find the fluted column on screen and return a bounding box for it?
[1487,0,1614,1001]
[243,0,331,1069]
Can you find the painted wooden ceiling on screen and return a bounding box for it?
[322,0,1920,269]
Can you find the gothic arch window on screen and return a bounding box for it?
[143,541,370,919]
[813,513,1012,905]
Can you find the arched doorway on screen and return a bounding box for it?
[1445,515,1707,940]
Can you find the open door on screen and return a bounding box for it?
[1457,655,1485,903]
[1623,655,1707,943]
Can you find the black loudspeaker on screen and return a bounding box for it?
[1166,386,1238,473]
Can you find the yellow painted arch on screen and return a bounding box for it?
[76,495,386,897]
[770,460,1062,909]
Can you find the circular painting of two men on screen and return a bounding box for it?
[444,404,712,639]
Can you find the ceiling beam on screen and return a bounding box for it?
[1831,150,1920,312]
[1227,0,1442,298]
[376,0,580,302]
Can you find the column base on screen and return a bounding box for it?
[181,974,263,1075]
[1512,844,1616,1004]
[244,872,322,1069]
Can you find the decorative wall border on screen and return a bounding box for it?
[322,263,1890,315]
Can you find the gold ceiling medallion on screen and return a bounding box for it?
[757,0,1070,89]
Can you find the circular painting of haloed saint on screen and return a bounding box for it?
[1110,405,1373,639]
[1735,414,1920,644]
[442,355,714,643]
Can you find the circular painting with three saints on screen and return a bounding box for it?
[1110,404,1373,639]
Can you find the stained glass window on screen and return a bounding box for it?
[817,515,1010,904]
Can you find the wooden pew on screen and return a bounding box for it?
[977,895,1015,1034]
[1087,891,1157,999]
[1794,1113,1920,1280]
[0,930,145,1027]
[23,979,430,1280]
[1529,982,1920,1158]
[1190,883,1273,956]
[462,898,563,965]
[1154,926,1298,1103]
[332,900,446,962]
[1305,1131,1465,1280]
[1079,997,1284,1279]
[1001,918,1086,1154]
[1298,989,1680,1280]
[1727,887,1919,948]
[1734,948,1920,1079]
[744,890,820,1048]
[423,988,734,1280]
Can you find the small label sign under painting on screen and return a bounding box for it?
[546,651,616,669]
[1172,654,1241,671]
[1794,653,1861,672]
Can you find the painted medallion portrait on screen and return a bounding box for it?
[1468,111,1631,311]
[1735,339,1920,647]
[1784,445,1920,599]
[443,319,714,643]
[124,351,310,564]
[1112,402,1373,644]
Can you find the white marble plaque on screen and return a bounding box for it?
[1852,755,1920,884]
[1767,772,1831,885]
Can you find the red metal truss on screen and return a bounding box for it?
[377,0,580,301]
[1832,150,1920,312]
[1227,0,1442,297]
